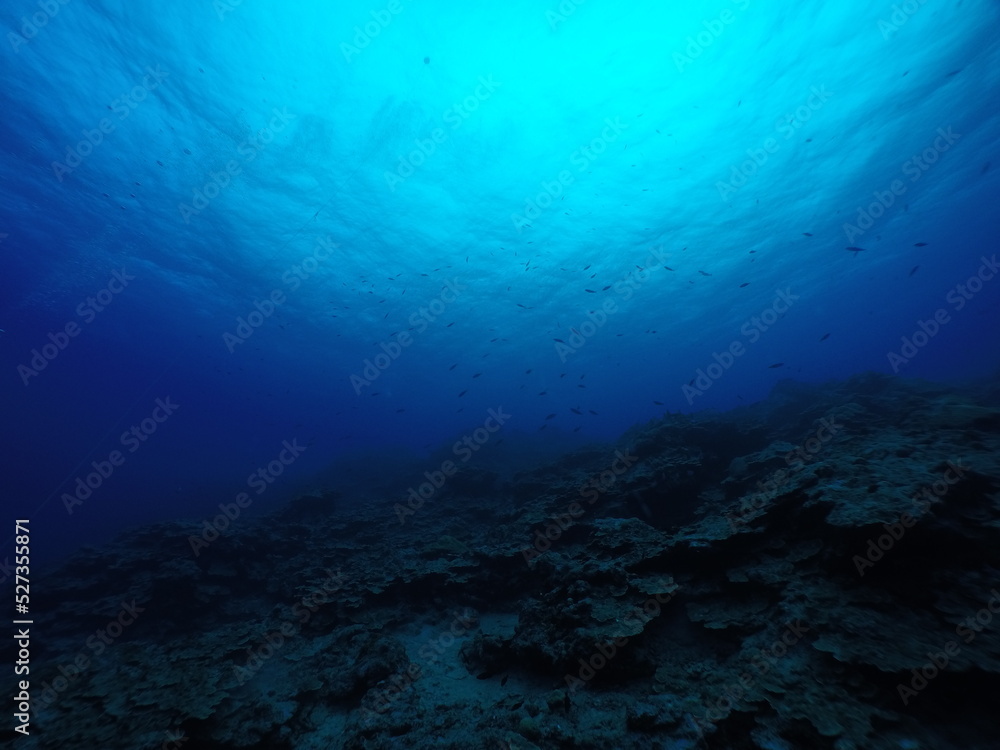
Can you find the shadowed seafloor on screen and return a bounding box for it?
[10,372,1000,750]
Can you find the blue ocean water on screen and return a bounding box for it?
[3,0,996,566]
[2,1,1000,748]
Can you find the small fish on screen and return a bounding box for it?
[525,369,532,374]
[739,282,750,288]
[449,364,458,370]
[768,362,784,368]
[846,246,866,255]
[653,400,664,405]
[698,270,712,276]
[472,373,482,378]
[585,289,597,293]
[909,265,920,277]
[571,328,582,338]
[554,338,566,344]
[820,333,830,341]
[458,390,467,397]
[589,410,598,415]
[538,391,547,396]
[571,408,582,415]
[664,266,675,271]
[803,232,813,236]
[914,242,928,247]
[545,413,556,419]
[500,675,509,687]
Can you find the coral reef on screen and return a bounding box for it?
[12,374,1000,749]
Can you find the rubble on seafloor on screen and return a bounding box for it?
[13,373,1000,749]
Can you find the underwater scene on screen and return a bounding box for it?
[2,0,1000,748]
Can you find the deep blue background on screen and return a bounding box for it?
[1,0,998,570]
